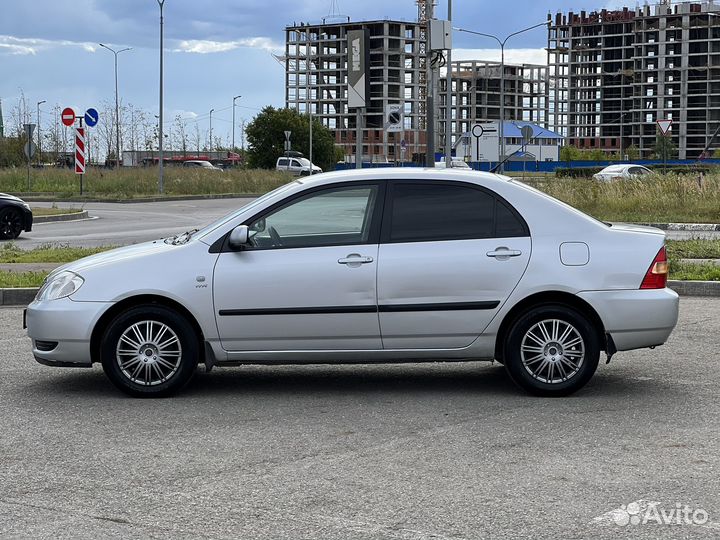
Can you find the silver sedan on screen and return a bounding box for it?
[26,168,679,397]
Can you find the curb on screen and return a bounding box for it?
[0,288,38,306]
[1,282,718,307]
[637,222,720,232]
[17,193,263,204]
[33,211,89,223]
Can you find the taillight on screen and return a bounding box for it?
[640,246,669,289]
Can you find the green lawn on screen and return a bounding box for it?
[0,243,112,264]
[31,207,84,217]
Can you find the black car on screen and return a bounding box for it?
[0,193,33,240]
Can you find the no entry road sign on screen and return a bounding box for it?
[61,107,75,127]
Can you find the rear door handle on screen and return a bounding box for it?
[338,254,374,265]
[486,248,522,259]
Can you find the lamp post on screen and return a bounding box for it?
[157,0,166,193]
[209,108,214,151]
[455,21,549,172]
[36,100,46,166]
[99,44,131,168]
[232,95,241,152]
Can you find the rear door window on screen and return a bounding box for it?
[385,182,528,243]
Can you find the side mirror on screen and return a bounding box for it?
[228,225,249,249]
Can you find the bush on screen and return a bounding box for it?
[554,167,604,178]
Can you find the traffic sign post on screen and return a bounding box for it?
[75,126,86,194]
[60,105,97,193]
[23,124,36,190]
[284,131,291,171]
[657,119,673,173]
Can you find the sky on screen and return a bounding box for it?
[0,0,628,148]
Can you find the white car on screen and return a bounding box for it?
[276,156,322,176]
[182,160,222,171]
[435,159,471,169]
[26,169,678,398]
[593,164,653,182]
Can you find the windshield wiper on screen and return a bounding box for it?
[166,228,199,245]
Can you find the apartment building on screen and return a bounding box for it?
[549,1,720,159]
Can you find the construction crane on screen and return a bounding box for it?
[417,0,431,130]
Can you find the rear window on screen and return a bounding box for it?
[388,182,527,242]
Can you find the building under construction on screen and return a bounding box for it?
[548,1,720,160]
[284,17,427,162]
[438,60,548,152]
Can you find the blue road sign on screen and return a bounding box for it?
[84,108,99,128]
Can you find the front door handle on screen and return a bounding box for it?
[486,247,522,260]
[338,254,374,265]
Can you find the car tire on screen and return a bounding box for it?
[503,304,600,397]
[0,208,24,240]
[100,305,199,397]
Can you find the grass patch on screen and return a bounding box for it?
[31,207,84,217]
[669,261,720,281]
[0,243,112,263]
[666,238,720,260]
[0,167,292,198]
[0,270,48,288]
[523,173,720,223]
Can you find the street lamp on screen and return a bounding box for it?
[454,20,549,171]
[36,100,46,166]
[209,108,214,151]
[99,44,132,168]
[157,0,166,193]
[232,95,241,152]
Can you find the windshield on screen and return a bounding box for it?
[189,180,302,242]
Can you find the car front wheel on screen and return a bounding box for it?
[503,304,600,397]
[100,305,199,397]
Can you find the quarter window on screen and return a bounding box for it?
[248,186,379,249]
[388,183,527,242]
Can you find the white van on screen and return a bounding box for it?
[276,157,322,176]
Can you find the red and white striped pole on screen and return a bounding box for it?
[75,124,85,194]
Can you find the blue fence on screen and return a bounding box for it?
[335,159,720,173]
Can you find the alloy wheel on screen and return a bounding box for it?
[520,318,585,384]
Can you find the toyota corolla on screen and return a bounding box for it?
[25,169,679,397]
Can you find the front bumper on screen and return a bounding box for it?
[578,287,679,351]
[26,297,113,366]
[24,209,33,232]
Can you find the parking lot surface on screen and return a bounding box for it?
[1,297,719,539]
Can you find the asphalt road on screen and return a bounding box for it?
[16,198,255,249]
[11,198,720,249]
[1,297,719,539]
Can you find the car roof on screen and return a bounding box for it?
[292,167,512,189]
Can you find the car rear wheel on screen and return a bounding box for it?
[100,305,199,397]
[503,304,600,397]
[0,208,24,240]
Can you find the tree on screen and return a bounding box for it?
[653,135,677,160]
[625,144,640,161]
[559,145,582,162]
[245,106,340,171]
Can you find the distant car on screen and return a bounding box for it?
[0,193,33,240]
[593,164,653,182]
[435,159,472,169]
[276,157,322,176]
[182,160,222,171]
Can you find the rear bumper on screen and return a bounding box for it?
[578,287,679,351]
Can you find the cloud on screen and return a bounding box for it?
[174,37,282,54]
[0,35,99,55]
[452,48,547,66]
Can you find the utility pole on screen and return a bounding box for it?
[157,0,166,193]
[36,100,45,165]
[209,108,214,151]
[444,0,453,167]
[232,95,241,152]
[99,44,131,168]
[425,1,435,166]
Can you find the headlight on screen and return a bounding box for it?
[35,271,84,301]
